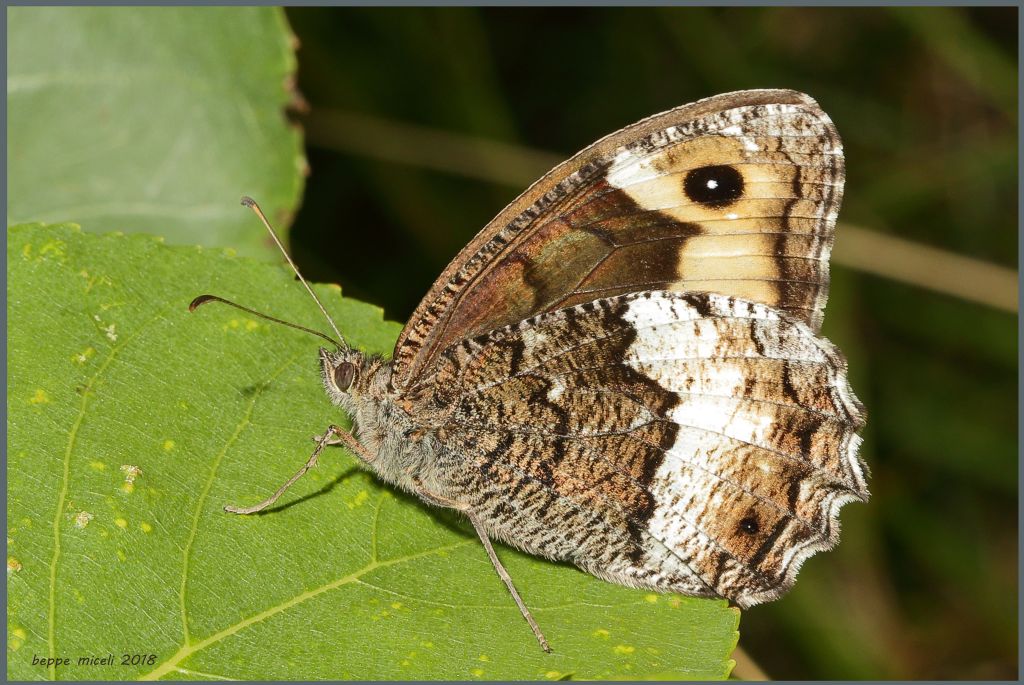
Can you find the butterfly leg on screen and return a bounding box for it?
[224,424,371,515]
[468,513,552,654]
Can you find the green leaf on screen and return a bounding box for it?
[7,223,739,680]
[7,7,304,258]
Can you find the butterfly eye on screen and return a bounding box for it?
[683,164,744,208]
[333,362,357,391]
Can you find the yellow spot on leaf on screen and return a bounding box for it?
[669,596,681,609]
[121,483,135,494]
[99,529,108,539]
[644,593,658,603]
[420,641,434,649]
[89,461,106,471]
[545,671,562,680]
[471,668,484,677]
[390,602,402,610]
[140,522,153,533]
[163,440,175,451]
[613,644,635,655]
[116,549,126,561]
[72,347,96,364]
[29,389,50,405]
[245,320,259,331]
[39,239,67,261]
[114,518,127,529]
[74,511,93,528]
[13,628,26,640]
[592,628,610,639]
[21,243,32,259]
[478,654,490,662]
[102,323,117,342]
[347,490,369,509]
[8,557,22,573]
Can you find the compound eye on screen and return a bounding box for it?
[333,362,356,391]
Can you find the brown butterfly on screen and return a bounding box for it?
[192,89,867,653]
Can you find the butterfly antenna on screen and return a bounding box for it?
[241,196,349,350]
[189,294,343,348]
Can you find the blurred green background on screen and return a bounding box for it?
[280,7,1017,680]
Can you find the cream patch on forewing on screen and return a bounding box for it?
[674,233,780,303]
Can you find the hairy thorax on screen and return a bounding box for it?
[331,352,456,504]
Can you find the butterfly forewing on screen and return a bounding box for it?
[410,291,866,608]
[393,89,844,392]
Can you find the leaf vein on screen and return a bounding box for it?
[47,307,170,680]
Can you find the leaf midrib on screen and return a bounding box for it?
[48,307,172,679]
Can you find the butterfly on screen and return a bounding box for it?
[193,88,868,653]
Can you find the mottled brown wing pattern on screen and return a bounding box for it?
[393,89,844,392]
[409,291,866,607]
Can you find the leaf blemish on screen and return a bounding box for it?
[163,440,175,451]
[140,522,153,533]
[120,465,142,493]
[39,239,67,262]
[89,461,107,471]
[114,518,128,529]
[346,489,370,509]
[29,388,50,405]
[8,557,23,574]
[74,511,94,528]
[73,347,97,364]
[9,626,26,651]
[613,644,636,655]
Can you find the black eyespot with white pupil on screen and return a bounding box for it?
[333,362,356,391]
[683,164,744,208]
[739,516,760,535]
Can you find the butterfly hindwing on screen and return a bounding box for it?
[410,291,866,608]
[393,89,844,391]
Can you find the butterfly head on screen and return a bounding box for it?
[319,347,390,410]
